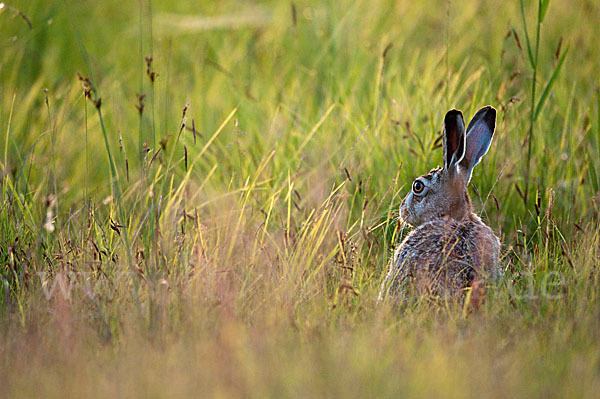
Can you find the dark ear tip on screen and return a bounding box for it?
[444,109,464,123]
[480,105,496,116]
[481,105,497,126]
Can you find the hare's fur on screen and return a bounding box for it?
[379,106,500,300]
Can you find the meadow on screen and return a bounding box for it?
[1,0,599,397]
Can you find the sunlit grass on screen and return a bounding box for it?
[1,0,599,397]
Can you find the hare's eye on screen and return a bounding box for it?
[412,180,425,194]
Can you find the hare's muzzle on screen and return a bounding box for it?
[399,198,408,221]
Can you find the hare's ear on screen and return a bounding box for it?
[443,109,466,172]
[460,106,496,182]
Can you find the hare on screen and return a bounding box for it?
[378,106,500,301]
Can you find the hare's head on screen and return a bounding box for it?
[400,106,496,227]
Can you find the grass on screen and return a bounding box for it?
[1,0,600,397]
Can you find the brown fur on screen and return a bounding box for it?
[379,106,500,301]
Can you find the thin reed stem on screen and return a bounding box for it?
[138,0,145,170]
[44,89,58,223]
[524,0,543,204]
[84,92,89,202]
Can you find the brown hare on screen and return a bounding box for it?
[379,106,500,301]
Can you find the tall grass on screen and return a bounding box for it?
[0,0,599,397]
[519,0,568,203]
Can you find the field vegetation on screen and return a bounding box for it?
[1,0,599,397]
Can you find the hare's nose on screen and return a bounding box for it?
[399,199,407,219]
[400,198,406,209]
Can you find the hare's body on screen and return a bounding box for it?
[385,216,500,297]
[379,106,501,300]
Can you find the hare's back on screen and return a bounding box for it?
[392,219,498,291]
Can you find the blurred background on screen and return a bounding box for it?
[1,1,600,397]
